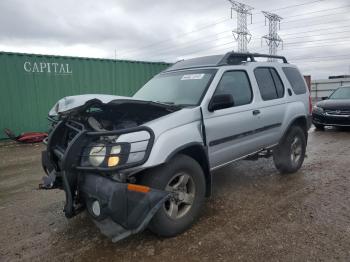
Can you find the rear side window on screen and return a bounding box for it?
[215,71,252,107]
[282,67,307,95]
[254,67,285,100]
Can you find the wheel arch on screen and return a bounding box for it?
[165,143,212,197]
[282,116,308,144]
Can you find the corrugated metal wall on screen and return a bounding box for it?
[311,77,350,101]
[0,52,170,139]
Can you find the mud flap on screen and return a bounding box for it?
[79,174,170,242]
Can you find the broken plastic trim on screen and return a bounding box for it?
[80,174,170,242]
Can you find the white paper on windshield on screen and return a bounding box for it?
[181,74,205,80]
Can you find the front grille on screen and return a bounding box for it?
[325,109,350,116]
[51,120,85,162]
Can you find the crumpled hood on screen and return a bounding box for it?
[49,94,150,116]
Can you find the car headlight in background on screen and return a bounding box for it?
[312,105,324,114]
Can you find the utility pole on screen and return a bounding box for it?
[262,11,283,61]
[228,0,254,53]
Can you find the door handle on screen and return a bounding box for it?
[252,110,261,115]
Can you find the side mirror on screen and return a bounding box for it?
[208,94,234,112]
[321,96,328,100]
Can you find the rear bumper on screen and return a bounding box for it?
[312,112,350,127]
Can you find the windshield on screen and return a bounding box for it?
[329,87,350,99]
[133,69,217,106]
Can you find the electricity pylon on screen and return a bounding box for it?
[228,0,254,53]
[262,11,283,61]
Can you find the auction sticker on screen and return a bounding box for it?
[181,74,205,80]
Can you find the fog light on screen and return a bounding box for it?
[91,200,101,217]
[108,156,120,167]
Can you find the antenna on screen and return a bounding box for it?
[262,11,283,61]
[228,0,254,53]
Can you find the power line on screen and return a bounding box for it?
[289,54,350,61]
[119,0,332,56]
[141,26,350,59]
[152,22,350,57]
[123,8,350,59]
[177,37,350,59]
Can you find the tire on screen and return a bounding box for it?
[314,123,325,130]
[140,154,206,237]
[273,126,306,174]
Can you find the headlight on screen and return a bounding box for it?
[89,144,107,167]
[312,105,324,113]
[81,130,152,169]
[87,144,122,167]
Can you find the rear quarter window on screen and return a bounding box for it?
[282,67,307,95]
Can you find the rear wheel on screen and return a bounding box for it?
[140,154,206,237]
[273,126,306,174]
[314,123,325,130]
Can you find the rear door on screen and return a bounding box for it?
[250,66,287,147]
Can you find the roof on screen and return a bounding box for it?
[164,52,288,72]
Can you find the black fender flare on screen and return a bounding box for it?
[165,142,212,197]
[280,116,308,145]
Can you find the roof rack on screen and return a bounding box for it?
[163,52,288,72]
[218,52,288,65]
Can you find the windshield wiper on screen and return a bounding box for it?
[153,101,195,108]
[155,101,175,105]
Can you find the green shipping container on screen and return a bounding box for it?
[0,52,170,139]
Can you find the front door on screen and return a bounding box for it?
[203,70,266,169]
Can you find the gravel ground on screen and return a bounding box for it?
[0,127,350,262]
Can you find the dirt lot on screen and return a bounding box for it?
[1,128,350,262]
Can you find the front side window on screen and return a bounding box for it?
[133,69,217,106]
[214,70,252,107]
[254,67,285,101]
[282,67,307,95]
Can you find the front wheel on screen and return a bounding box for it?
[273,126,306,174]
[140,154,206,237]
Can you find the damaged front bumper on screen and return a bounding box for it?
[80,173,169,242]
[41,120,169,241]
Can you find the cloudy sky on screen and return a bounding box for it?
[1,0,349,79]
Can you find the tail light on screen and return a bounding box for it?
[308,94,312,114]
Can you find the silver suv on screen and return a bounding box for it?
[41,52,312,242]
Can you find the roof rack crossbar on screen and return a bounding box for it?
[251,53,288,63]
[218,52,288,65]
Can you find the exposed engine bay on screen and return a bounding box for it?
[53,98,181,132]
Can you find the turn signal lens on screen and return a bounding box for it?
[127,184,150,193]
[111,145,121,154]
[107,156,120,167]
